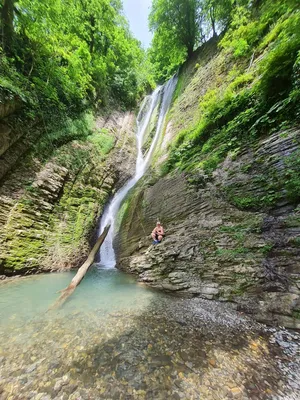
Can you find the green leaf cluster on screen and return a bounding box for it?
[0,0,155,119]
[149,0,235,81]
[163,0,300,175]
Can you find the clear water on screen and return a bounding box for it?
[0,269,299,399]
[0,267,155,327]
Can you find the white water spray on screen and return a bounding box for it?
[99,76,178,268]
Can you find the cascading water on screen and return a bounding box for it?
[99,75,178,268]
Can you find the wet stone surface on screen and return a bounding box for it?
[0,293,300,400]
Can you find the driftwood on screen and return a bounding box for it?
[50,225,110,310]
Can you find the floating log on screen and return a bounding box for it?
[50,225,110,309]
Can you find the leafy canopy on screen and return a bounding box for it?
[149,0,234,81]
[0,0,155,118]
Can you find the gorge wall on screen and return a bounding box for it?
[0,105,137,276]
[116,38,300,329]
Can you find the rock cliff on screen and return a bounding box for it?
[0,108,137,276]
[116,39,300,329]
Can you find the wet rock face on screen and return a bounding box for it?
[0,111,136,275]
[116,128,300,329]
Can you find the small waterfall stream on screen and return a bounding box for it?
[99,76,178,268]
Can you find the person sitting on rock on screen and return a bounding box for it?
[151,221,165,244]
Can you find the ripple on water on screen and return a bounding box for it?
[0,267,299,400]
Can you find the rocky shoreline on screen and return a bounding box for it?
[1,276,300,400]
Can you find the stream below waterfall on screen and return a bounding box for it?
[0,268,300,400]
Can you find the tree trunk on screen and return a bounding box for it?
[89,15,95,54]
[1,0,15,53]
[187,45,194,58]
[49,225,110,310]
[210,7,217,37]
[184,0,195,59]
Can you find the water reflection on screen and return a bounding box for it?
[0,270,299,399]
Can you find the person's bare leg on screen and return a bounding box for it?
[158,235,163,242]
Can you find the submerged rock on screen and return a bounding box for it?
[2,290,299,400]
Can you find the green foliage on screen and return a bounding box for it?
[163,0,300,177]
[0,51,33,103]
[34,113,94,161]
[258,12,300,102]
[0,0,154,121]
[283,150,300,203]
[149,0,194,81]
[149,0,234,81]
[215,246,251,258]
[229,196,260,210]
[165,85,258,173]
[149,33,187,82]
[218,219,262,234]
[220,7,266,57]
[88,130,115,156]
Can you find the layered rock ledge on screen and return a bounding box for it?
[0,110,137,276]
[116,128,300,329]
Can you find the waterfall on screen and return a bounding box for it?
[98,75,178,268]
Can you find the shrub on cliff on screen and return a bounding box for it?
[164,0,300,174]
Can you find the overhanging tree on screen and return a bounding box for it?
[150,0,200,59]
[149,0,236,81]
[1,0,16,53]
[1,0,154,115]
[201,0,233,37]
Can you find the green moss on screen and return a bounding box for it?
[259,244,274,255]
[172,73,184,103]
[285,214,300,228]
[0,113,119,274]
[229,195,260,210]
[215,247,252,259]
[289,237,300,247]
[115,195,132,232]
[230,281,256,296]
[292,310,300,320]
[45,166,109,264]
[241,164,252,173]
[88,130,115,155]
[34,113,95,161]
[284,150,300,203]
[223,147,300,211]
[0,203,48,272]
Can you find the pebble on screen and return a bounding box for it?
[209,359,217,368]
[26,364,37,373]
[54,381,63,392]
[0,297,299,399]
